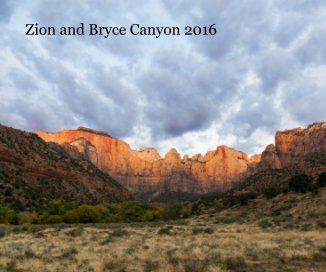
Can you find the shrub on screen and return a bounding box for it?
[317,172,326,188]
[75,205,101,223]
[204,227,214,234]
[258,219,273,229]
[162,204,190,220]
[143,260,159,272]
[65,227,84,237]
[158,226,173,235]
[18,212,38,224]
[192,227,203,234]
[301,223,312,231]
[0,205,15,224]
[288,174,314,193]
[264,185,283,199]
[47,215,63,224]
[63,210,80,224]
[6,260,18,272]
[224,256,247,272]
[192,227,214,234]
[313,246,326,262]
[110,229,129,237]
[37,212,49,224]
[282,186,290,194]
[180,207,191,218]
[182,259,211,272]
[24,249,36,258]
[0,228,6,238]
[238,192,257,205]
[149,207,164,220]
[48,199,66,215]
[1,199,191,225]
[95,204,112,222]
[61,247,78,259]
[142,210,154,221]
[319,245,326,253]
[108,201,150,222]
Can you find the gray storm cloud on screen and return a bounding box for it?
[0,0,326,155]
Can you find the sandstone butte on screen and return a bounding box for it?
[36,122,326,196]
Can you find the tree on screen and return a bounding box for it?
[162,204,183,220]
[264,185,283,199]
[63,210,80,224]
[49,199,66,215]
[76,205,101,223]
[288,174,314,193]
[115,201,149,222]
[47,215,63,224]
[0,205,16,224]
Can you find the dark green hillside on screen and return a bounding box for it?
[0,124,132,211]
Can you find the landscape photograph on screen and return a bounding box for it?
[1,1,326,272]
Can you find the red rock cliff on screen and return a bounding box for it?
[258,122,326,171]
[36,122,326,197]
[36,128,258,195]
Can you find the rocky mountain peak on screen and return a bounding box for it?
[164,148,181,161]
[77,127,112,138]
[133,148,161,162]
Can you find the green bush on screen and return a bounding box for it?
[75,205,101,223]
[288,174,314,193]
[115,201,149,222]
[64,204,112,224]
[158,226,173,235]
[47,215,63,224]
[0,205,16,224]
[61,247,78,259]
[48,199,66,215]
[264,185,283,199]
[98,204,114,222]
[63,210,80,224]
[143,260,159,272]
[1,199,192,225]
[162,204,190,220]
[192,227,214,234]
[258,219,273,229]
[65,227,84,237]
[224,256,247,272]
[107,201,160,222]
[37,212,49,224]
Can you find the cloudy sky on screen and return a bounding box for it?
[1,0,326,156]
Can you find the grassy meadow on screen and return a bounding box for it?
[0,215,325,272]
[1,181,326,271]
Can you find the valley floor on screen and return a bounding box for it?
[0,218,325,272]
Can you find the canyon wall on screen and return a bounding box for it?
[36,128,259,195]
[36,122,326,197]
[258,122,326,172]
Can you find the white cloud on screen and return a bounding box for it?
[1,0,326,156]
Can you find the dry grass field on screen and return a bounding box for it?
[0,217,325,272]
[1,189,326,272]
